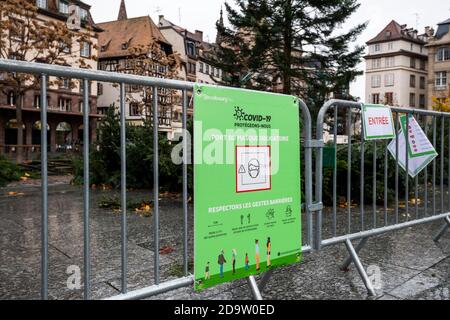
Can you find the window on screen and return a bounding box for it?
[79,8,88,22]
[186,42,195,56]
[385,74,394,87]
[420,60,426,70]
[410,43,414,51]
[60,41,71,53]
[60,78,70,89]
[385,57,395,67]
[58,98,72,111]
[385,31,392,38]
[371,75,381,88]
[187,62,196,74]
[205,64,210,74]
[374,44,381,52]
[199,62,204,73]
[8,92,16,106]
[410,75,416,88]
[59,1,69,14]
[435,71,447,88]
[216,68,220,77]
[436,48,450,61]
[419,94,426,108]
[420,76,426,89]
[97,83,103,96]
[80,42,90,58]
[409,93,416,107]
[385,92,393,105]
[372,58,381,69]
[388,42,394,50]
[34,95,50,109]
[372,93,380,104]
[36,0,47,9]
[410,58,416,69]
[9,18,24,41]
[211,67,215,76]
[129,103,141,116]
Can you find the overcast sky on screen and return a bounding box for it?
[84,0,450,101]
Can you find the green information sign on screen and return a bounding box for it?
[193,85,302,291]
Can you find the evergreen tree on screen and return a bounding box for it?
[216,0,367,115]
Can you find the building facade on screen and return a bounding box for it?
[158,15,224,86]
[365,21,431,109]
[0,0,101,160]
[97,1,184,139]
[426,19,450,108]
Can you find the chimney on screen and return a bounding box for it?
[195,30,203,42]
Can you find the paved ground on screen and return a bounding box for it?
[0,180,449,300]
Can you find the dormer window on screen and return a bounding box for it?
[122,42,129,50]
[59,1,69,14]
[36,0,47,9]
[79,8,88,22]
[101,40,111,52]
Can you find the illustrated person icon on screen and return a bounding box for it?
[247,213,251,224]
[255,239,260,271]
[205,262,210,280]
[232,249,237,274]
[245,253,249,271]
[266,237,272,267]
[218,250,227,278]
[241,215,244,225]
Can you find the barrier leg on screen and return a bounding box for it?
[344,239,376,296]
[341,237,368,271]
[434,217,450,242]
[247,276,263,300]
[258,269,275,292]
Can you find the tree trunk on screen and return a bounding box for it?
[15,92,23,163]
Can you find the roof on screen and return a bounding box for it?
[438,18,450,25]
[367,20,426,45]
[435,18,450,39]
[98,16,170,59]
[159,16,203,42]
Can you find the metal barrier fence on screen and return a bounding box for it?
[315,100,450,296]
[0,59,314,300]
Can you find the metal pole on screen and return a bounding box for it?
[120,83,127,294]
[433,117,437,216]
[395,112,399,224]
[424,118,429,217]
[258,269,275,292]
[182,90,189,276]
[384,141,388,226]
[441,116,444,214]
[153,86,160,285]
[247,276,263,300]
[373,141,377,228]
[344,239,376,296]
[40,74,48,300]
[83,79,91,300]
[448,118,450,212]
[299,99,313,249]
[347,109,352,233]
[434,216,450,242]
[341,237,368,271]
[405,115,409,221]
[360,111,365,231]
[333,106,338,237]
